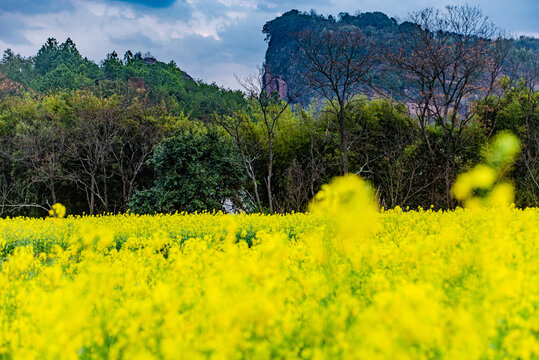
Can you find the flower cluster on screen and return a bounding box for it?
[48,203,66,219]
[452,132,520,208]
[0,175,537,359]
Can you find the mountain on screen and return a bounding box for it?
[262,9,539,103]
[0,38,245,120]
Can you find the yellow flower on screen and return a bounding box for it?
[488,182,514,207]
[486,130,521,166]
[0,172,536,359]
[453,131,520,208]
[310,174,378,239]
[48,203,66,218]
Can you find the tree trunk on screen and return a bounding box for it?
[444,134,455,209]
[252,175,262,212]
[309,131,315,196]
[50,178,56,204]
[90,176,95,215]
[103,166,109,212]
[237,145,263,212]
[267,135,274,213]
[338,110,349,175]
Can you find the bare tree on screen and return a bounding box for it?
[11,116,66,204]
[213,109,264,212]
[294,27,377,175]
[236,66,296,213]
[389,5,506,206]
[0,173,50,217]
[111,109,161,211]
[70,101,121,215]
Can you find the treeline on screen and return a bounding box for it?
[0,38,245,120]
[0,85,536,216]
[0,5,537,216]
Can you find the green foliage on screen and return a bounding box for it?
[0,25,537,215]
[0,36,249,216]
[0,90,173,216]
[475,80,539,207]
[96,51,246,119]
[1,38,246,120]
[129,128,245,214]
[0,49,34,87]
[30,38,102,92]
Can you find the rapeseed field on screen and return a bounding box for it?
[0,133,537,359]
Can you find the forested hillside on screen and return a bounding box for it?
[0,38,247,216]
[0,38,245,119]
[262,9,539,103]
[0,5,537,217]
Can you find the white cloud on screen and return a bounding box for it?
[2,0,249,57]
[226,11,248,21]
[191,61,255,89]
[218,0,257,8]
[1,0,536,90]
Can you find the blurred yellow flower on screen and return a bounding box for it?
[453,132,521,208]
[48,203,66,218]
[0,169,535,359]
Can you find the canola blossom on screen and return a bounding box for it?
[452,131,521,208]
[0,173,538,359]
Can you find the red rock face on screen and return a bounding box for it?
[264,63,287,100]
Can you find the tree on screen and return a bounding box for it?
[509,49,539,205]
[236,66,296,213]
[0,72,24,99]
[0,49,33,87]
[34,38,60,75]
[213,109,264,212]
[69,93,122,215]
[388,5,507,207]
[10,98,67,205]
[110,102,164,211]
[129,128,245,214]
[0,95,63,216]
[294,27,377,174]
[103,51,123,80]
[295,104,331,200]
[476,48,538,206]
[272,104,332,213]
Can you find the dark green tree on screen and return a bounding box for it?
[129,128,245,213]
[0,49,34,87]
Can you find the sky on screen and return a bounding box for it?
[1,0,538,89]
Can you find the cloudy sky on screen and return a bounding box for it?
[1,0,537,89]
